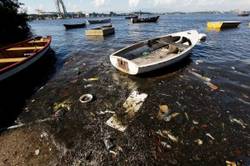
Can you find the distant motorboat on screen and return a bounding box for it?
[110,30,206,75]
[88,19,111,24]
[238,11,249,17]
[131,16,160,23]
[125,15,138,19]
[63,23,86,29]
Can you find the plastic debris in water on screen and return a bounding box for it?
[226,160,237,166]
[189,70,219,91]
[192,120,199,125]
[195,60,204,65]
[204,81,219,91]
[106,115,127,132]
[35,149,40,156]
[206,133,215,140]
[194,139,203,145]
[98,110,115,115]
[229,116,247,129]
[156,130,179,143]
[157,105,170,120]
[85,77,99,81]
[53,99,72,111]
[189,71,211,82]
[79,94,93,104]
[106,91,148,132]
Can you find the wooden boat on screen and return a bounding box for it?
[85,24,115,36]
[131,16,160,23]
[207,21,241,30]
[125,15,138,19]
[63,23,86,29]
[88,18,111,24]
[110,30,205,75]
[0,36,52,81]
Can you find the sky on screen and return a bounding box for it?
[20,0,250,14]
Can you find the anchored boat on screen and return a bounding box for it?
[63,23,86,29]
[88,18,111,24]
[85,24,115,36]
[0,36,51,81]
[110,30,205,75]
[131,16,160,23]
[238,11,249,17]
[125,15,138,19]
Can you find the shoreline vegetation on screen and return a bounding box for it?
[0,0,30,46]
[28,10,247,21]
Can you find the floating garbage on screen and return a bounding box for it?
[98,110,115,115]
[106,115,127,132]
[195,60,204,65]
[226,160,237,166]
[204,81,219,91]
[79,94,93,104]
[229,116,247,129]
[53,99,71,111]
[103,135,115,151]
[206,133,215,140]
[86,77,99,81]
[157,105,170,120]
[156,130,179,143]
[189,71,211,82]
[123,90,148,118]
[189,70,218,91]
[35,149,40,156]
[106,90,148,132]
[194,139,203,145]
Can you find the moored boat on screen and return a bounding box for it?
[110,30,205,75]
[207,21,241,30]
[63,23,86,29]
[0,36,52,81]
[125,15,138,19]
[238,11,249,17]
[88,18,111,24]
[131,16,160,23]
[85,24,115,36]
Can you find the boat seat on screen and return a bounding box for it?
[6,46,43,51]
[0,57,27,63]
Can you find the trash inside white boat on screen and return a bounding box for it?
[110,30,206,75]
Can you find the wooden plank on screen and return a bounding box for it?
[0,57,27,63]
[6,46,44,51]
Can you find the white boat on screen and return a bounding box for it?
[110,30,206,75]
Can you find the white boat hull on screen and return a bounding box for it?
[110,30,203,75]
